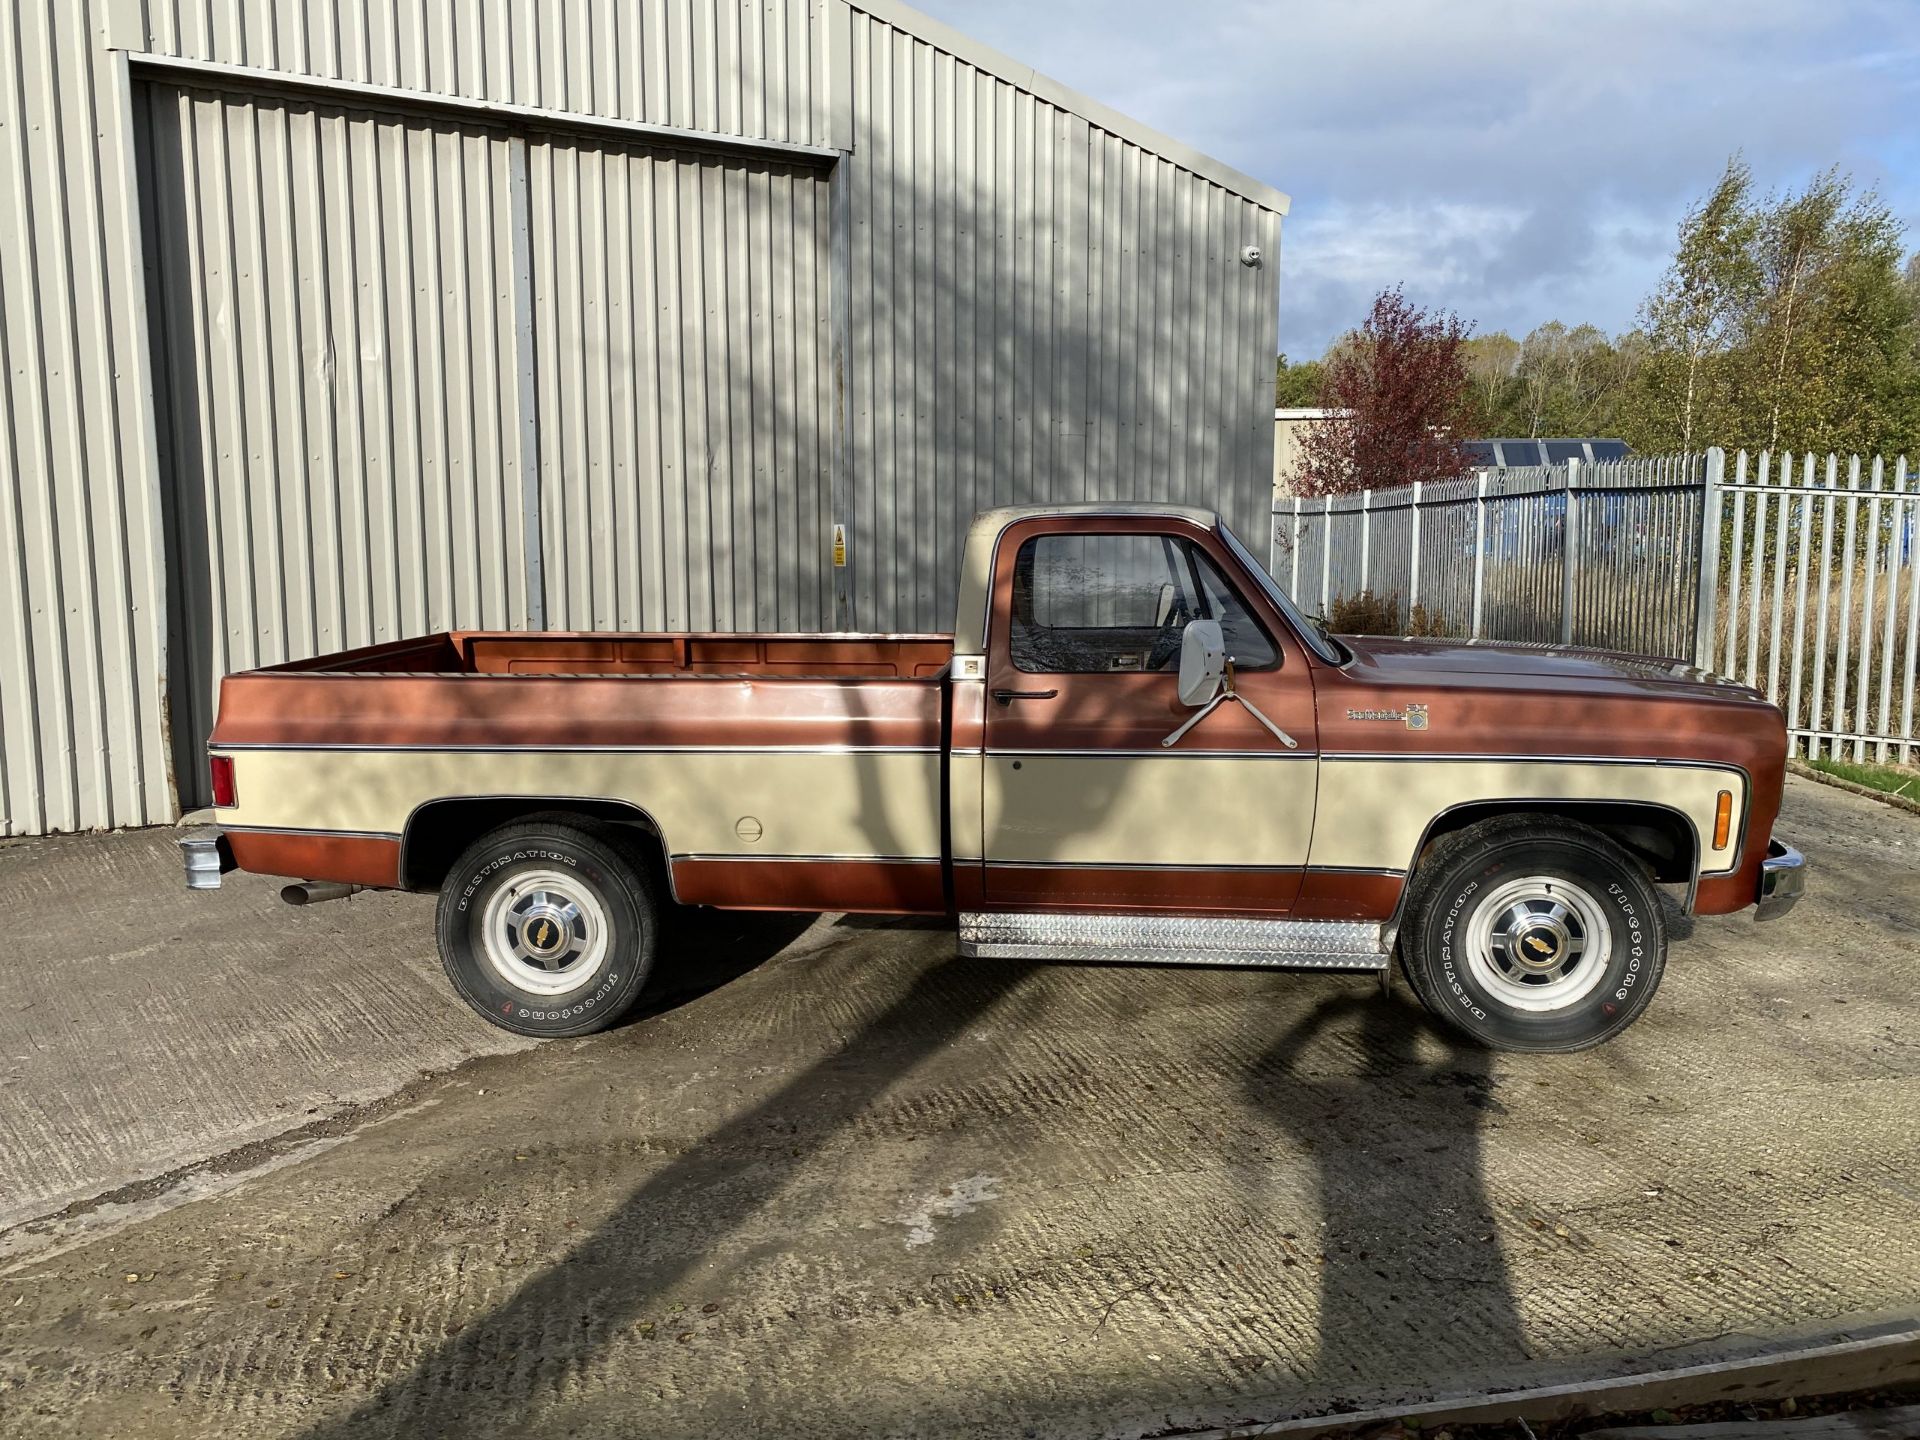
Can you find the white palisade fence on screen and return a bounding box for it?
[1273,446,1920,763]
[1711,449,1918,764]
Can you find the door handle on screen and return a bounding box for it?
[991,687,1058,705]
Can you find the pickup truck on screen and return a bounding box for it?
[182,504,1805,1053]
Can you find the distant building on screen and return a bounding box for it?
[1273,425,1636,500]
[1272,408,1334,497]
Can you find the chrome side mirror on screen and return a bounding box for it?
[1177,619,1226,707]
[1164,616,1300,751]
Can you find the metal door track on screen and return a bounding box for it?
[957,912,1389,969]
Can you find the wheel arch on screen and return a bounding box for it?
[1397,797,1701,923]
[400,795,673,896]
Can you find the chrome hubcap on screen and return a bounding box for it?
[1463,875,1611,1012]
[479,868,609,996]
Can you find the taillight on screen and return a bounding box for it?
[1712,790,1732,850]
[209,754,237,808]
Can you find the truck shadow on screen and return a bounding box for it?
[1241,987,1529,1399]
[620,905,819,1025]
[294,953,1035,1440]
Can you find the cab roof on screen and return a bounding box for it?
[969,502,1221,528]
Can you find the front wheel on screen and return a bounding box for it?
[1398,816,1667,1052]
[435,818,659,1037]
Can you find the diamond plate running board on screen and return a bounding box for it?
[957,912,1389,970]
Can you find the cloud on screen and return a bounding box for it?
[909,0,1920,357]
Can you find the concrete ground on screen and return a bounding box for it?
[0,776,1915,1438]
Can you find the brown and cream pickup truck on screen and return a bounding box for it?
[182,504,1804,1052]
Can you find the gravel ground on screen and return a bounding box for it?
[0,775,1914,1438]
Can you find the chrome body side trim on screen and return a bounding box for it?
[671,852,941,865]
[211,742,941,755]
[980,859,1312,874]
[984,747,1317,761]
[222,823,402,842]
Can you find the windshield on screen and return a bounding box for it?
[1217,519,1349,665]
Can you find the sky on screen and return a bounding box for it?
[910,0,1920,362]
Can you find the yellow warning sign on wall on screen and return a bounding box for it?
[832,524,847,567]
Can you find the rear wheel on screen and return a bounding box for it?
[1398,816,1667,1052]
[435,818,659,1037]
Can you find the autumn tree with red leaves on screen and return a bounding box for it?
[1297,288,1475,496]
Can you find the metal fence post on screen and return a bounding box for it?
[1359,490,1373,593]
[1408,480,1423,617]
[1560,457,1579,646]
[1693,448,1725,671]
[1320,495,1333,617]
[1471,472,1488,639]
[1289,495,1302,598]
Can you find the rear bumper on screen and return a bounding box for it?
[1754,838,1806,921]
[179,828,235,890]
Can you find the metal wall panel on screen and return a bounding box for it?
[134,0,827,148]
[126,0,1284,635]
[0,1,171,837]
[141,85,533,803]
[4,0,1284,834]
[529,139,832,631]
[839,7,1282,629]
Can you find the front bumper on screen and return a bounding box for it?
[179,828,235,890]
[1754,838,1806,921]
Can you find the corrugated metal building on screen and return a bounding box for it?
[0,0,1287,835]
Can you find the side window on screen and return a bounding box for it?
[1191,549,1278,669]
[1009,533,1276,674]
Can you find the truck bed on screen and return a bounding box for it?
[266,630,954,679]
[209,630,955,912]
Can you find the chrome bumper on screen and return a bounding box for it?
[1755,839,1806,921]
[179,828,235,890]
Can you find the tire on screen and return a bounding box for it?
[1397,815,1667,1053]
[435,817,659,1038]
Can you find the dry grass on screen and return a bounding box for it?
[1712,561,1920,757]
[1326,589,1452,638]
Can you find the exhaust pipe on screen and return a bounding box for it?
[281,881,361,906]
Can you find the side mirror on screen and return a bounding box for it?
[1177,619,1226,707]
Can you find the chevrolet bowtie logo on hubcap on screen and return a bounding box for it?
[1516,927,1563,968]
[523,915,567,957]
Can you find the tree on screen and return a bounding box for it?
[1514,322,1637,437]
[1274,354,1325,407]
[1460,331,1521,434]
[1296,288,1474,496]
[1738,171,1918,457]
[1631,158,1762,453]
[1624,159,1920,458]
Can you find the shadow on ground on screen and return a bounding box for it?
[621,906,819,1024]
[296,940,1037,1440]
[1245,992,1527,1401]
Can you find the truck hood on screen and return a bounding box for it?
[1335,634,1765,701]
